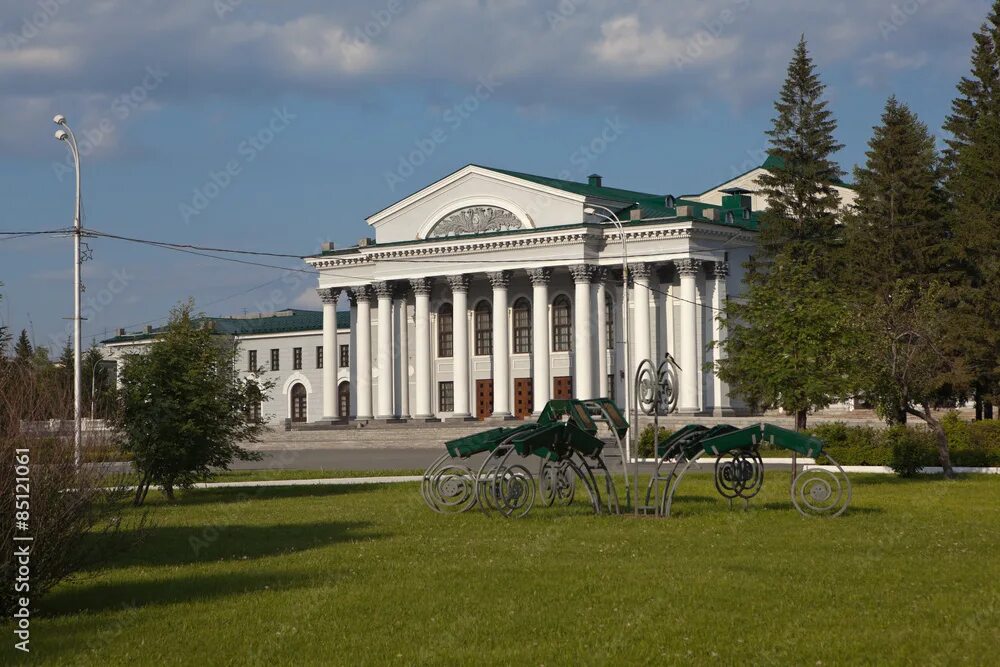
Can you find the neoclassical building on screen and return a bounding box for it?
[306,160,854,422]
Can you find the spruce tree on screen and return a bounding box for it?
[14,329,33,362]
[944,1,1000,419]
[756,35,844,270]
[845,98,966,476]
[717,37,851,430]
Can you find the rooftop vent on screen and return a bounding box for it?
[629,207,643,221]
[703,209,720,221]
[144,325,153,334]
[664,194,676,208]
[320,241,335,252]
[676,205,694,217]
[588,174,602,188]
[358,237,376,247]
[117,327,126,336]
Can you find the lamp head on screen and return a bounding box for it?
[53,114,66,125]
[54,129,69,141]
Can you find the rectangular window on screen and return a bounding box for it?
[316,346,323,369]
[270,349,279,371]
[553,309,572,352]
[438,381,454,413]
[475,307,492,356]
[293,347,302,370]
[245,401,261,423]
[339,344,350,368]
[248,350,257,372]
[607,374,615,402]
[513,306,532,354]
[438,307,454,358]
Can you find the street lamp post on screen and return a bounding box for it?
[53,114,83,467]
[584,204,636,515]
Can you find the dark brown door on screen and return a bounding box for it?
[553,376,573,400]
[476,379,494,420]
[291,383,307,422]
[514,378,533,419]
[338,382,350,419]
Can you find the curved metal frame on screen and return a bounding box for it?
[421,452,478,514]
[790,454,852,518]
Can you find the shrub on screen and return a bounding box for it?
[884,425,937,477]
[0,359,144,617]
[637,424,673,458]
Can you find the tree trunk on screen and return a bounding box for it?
[909,404,955,479]
[985,401,994,420]
[794,409,808,431]
[974,389,983,421]
[163,483,175,501]
[132,475,149,506]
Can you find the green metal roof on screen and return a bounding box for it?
[101,309,345,344]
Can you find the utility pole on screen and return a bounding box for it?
[54,114,83,467]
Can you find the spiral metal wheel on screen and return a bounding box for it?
[538,459,576,507]
[713,450,764,501]
[657,359,679,414]
[426,464,477,513]
[493,464,536,518]
[636,361,659,416]
[790,458,851,517]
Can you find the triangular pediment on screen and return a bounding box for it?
[366,165,587,243]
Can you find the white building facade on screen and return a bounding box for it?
[305,163,807,422]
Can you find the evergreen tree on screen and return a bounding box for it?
[944,1,1000,419]
[716,37,851,430]
[14,329,33,362]
[756,35,844,270]
[845,98,966,476]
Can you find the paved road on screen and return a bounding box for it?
[231,447,442,471]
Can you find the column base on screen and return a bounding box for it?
[319,416,348,424]
[373,417,407,424]
[712,407,736,417]
[446,414,478,422]
[676,408,706,416]
[487,412,518,422]
[412,415,442,423]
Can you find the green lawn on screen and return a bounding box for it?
[14,473,1000,665]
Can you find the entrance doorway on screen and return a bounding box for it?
[552,376,573,400]
[290,383,307,422]
[514,378,533,418]
[338,381,350,419]
[476,379,494,420]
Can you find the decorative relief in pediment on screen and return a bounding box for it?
[426,206,523,238]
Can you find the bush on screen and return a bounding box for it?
[885,426,937,477]
[0,359,144,617]
[637,424,673,458]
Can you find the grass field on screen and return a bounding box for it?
[13,473,1000,665]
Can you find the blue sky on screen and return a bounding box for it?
[0,0,991,352]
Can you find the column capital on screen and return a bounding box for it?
[372,281,394,299]
[317,287,341,305]
[569,264,594,283]
[675,258,703,277]
[349,285,373,303]
[487,271,511,289]
[713,261,729,279]
[446,274,470,293]
[410,277,432,295]
[526,267,552,286]
[629,262,651,280]
[591,266,610,284]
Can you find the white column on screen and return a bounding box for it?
[489,271,512,417]
[595,270,609,397]
[676,259,702,414]
[528,268,551,412]
[712,261,732,416]
[374,282,395,419]
[397,295,411,419]
[318,287,340,421]
[411,278,433,419]
[570,264,594,399]
[448,275,472,419]
[353,286,374,420]
[632,263,652,375]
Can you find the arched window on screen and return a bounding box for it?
[438,303,453,358]
[474,301,492,356]
[512,298,532,354]
[552,295,572,352]
[606,296,614,349]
